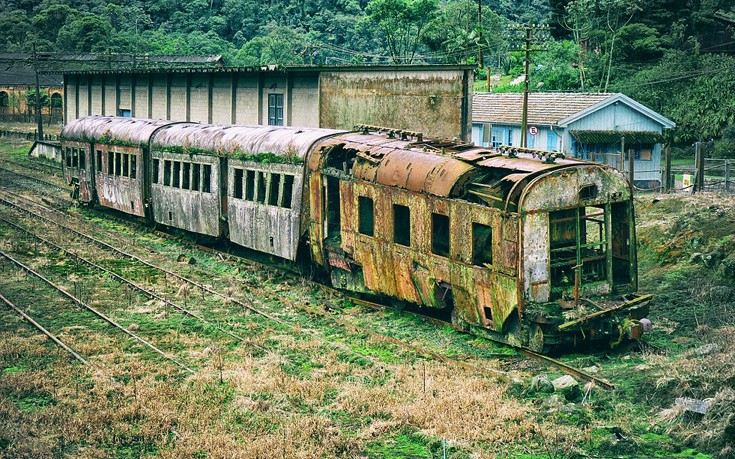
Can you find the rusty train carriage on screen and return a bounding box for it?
[61,117,650,352]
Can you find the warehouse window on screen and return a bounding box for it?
[245,170,255,200]
[202,165,211,192]
[172,161,181,187]
[163,160,171,186]
[268,93,284,126]
[432,213,450,257]
[0,91,8,107]
[282,175,294,209]
[153,159,159,184]
[192,163,200,191]
[268,173,280,206]
[358,196,374,236]
[393,204,411,246]
[233,168,243,199]
[472,223,493,265]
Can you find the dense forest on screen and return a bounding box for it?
[1,0,734,150]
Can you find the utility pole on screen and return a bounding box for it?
[32,43,44,140]
[477,0,483,68]
[509,24,548,148]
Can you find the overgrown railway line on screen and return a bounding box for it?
[0,155,617,389]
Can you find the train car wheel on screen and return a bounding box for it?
[527,324,545,353]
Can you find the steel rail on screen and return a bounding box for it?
[0,250,196,375]
[0,193,284,325]
[0,165,68,192]
[0,292,90,366]
[0,214,249,344]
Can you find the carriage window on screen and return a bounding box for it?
[122,153,129,177]
[79,149,86,170]
[472,223,493,265]
[153,159,159,184]
[358,196,374,236]
[282,175,294,209]
[115,153,122,176]
[96,150,102,172]
[245,170,255,201]
[172,161,181,187]
[108,152,114,175]
[163,160,171,186]
[130,155,137,179]
[71,149,78,168]
[233,168,244,199]
[432,213,450,257]
[393,204,411,246]
[65,148,72,167]
[202,164,211,192]
[268,173,281,206]
[182,162,191,189]
[256,171,266,204]
[192,163,200,191]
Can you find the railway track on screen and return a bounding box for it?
[0,159,618,389]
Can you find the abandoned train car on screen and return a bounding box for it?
[60,116,651,352]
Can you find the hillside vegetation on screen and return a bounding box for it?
[1,0,734,150]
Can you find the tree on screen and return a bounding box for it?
[234,26,308,66]
[31,4,78,44]
[362,0,438,63]
[56,15,113,52]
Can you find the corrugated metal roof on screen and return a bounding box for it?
[153,124,347,159]
[473,92,614,125]
[0,61,62,86]
[61,116,181,144]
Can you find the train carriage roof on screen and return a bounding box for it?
[61,116,180,145]
[152,123,347,160]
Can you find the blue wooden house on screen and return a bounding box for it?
[471,92,675,188]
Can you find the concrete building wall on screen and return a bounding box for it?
[151,75,168,120]
[64,67,472,139]
[319,69,472,140]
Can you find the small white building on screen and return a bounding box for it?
[471,92,675,188]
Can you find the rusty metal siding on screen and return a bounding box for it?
[96,145,146,217]
[61,140,94,203]
[150,151,222,236]
[227,161,305,260]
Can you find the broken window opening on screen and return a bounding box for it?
[172,161,181,187]
[108,152,114,175]
[233,168,244,199]
[256,171,266,203]
[122,153,129,177]
[65,148,72,167]
[268,174,281,206]
[71,149,78,168]
[114,153,121,176]
[326,176,341,238]
[245,170,255,200]
[358,196,374,236]
[96,150,102,173]
[163,160,171,186]
[432,213,450,257]
[202,165,211,192]
[393,204,411,247]
[153,159,160,184]
[182,162,191,190]
[79,149,86,170]
[579,184,598,200]
[611,202,632,286]
[472,222,493,265]
[282,175,294,209]
[192,163,200,191]
[130,155,136,179]
[549,205,608,298]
